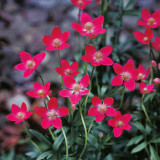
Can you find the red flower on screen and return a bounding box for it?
[152,37,160,51]
[43,26,70,51]
[26,82,52,98]
[36,97,69,129]
[137,9,160,28]
[139,81,155,94]
[71,12,106,39]
[81,45,113,66]
[153,78,160,85]
[88,96,116,122]
[59,74,90,104]
[55,60,79,77]
[71,0,91,9]
[133,64,150,81]
[111,59,136,91]
[96,0,100,5]
[134,28,153,45]
[108,111,131,137]
[6,103,32,124]
[14,51,46,78]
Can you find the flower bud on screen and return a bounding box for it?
[151,60,157,67]
[71,104,76,111]
[99,132,103,138]
[153,78,160,85]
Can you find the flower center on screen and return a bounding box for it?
[72,83,81,92]
[16,112,24,119]
[26,60,35,69]
[116,120,124,128]
[77,0,83,6]
[143,87,148,93]
[138,73,144,79]
[121,72,131,81]
[143,36,149,42]
[98,104,107,114]
[37,89,44,96]
[47,110,58,120]
[94,51,103,62]
[148,17,155,25]
[65,69,72,76]
[84,22,94,31]
[52,38,62,47]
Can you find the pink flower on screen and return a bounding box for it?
[81,45,113,66]
[6,103,32,124]
[36,97,69,129]
[43,26,70,51]
[14,51,46,78]
[153,78,160,85]
[133,64,150,81]
[108,111,131,137]
[71,12,106,39]
[59,74,90,104]
[96,0,100,5]
[88,96,116,122]
[71,0,91,9]
[151,60,157,67]
[139,81,155,94]
[134,28,153,45]
[111,59,136,91]
[55,60,79,77]
[137,9,160,28]
[26,82,52,98]
[152,37,160,51]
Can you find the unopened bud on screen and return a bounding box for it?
[99,132,103,138]
[153,78,160,85]
[151,60,157,67]
[71,104,76,111]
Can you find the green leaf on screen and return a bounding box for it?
[131,142,147,154]
[149,145,160,160]
[127,135,144,147]
[144,92,156,103]
[123,9,140,16]
[36,151,53,160]
[130,121,145,133]
[26,151,39,159]
[29,129,52,146]
[125,0,137,9]
[150,137,160,143]
[88,133,96,145]
[52,133,64,151]
[75,137,84,145]
[107,86,123,96]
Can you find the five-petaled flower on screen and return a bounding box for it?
[88,96,116,122]
[26,82,52,98]
[59,74,90,104]
[133,64,150,81]
[71,0,91,9]
[139,81,155,94]
[134,28,153,45]
[36,97,69,129]
[111,59,136,91]
[6,103,32,124]
[55,60,79,77]
[43,26,70,51]
[14,51,46,78]
[108,111,131,137]
[81,45,113,66]
[71,12,106,39]
[137,8,160,28]
[152,36,160,51]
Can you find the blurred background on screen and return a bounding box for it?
[0,0,160,159]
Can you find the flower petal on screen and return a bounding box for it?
[95,114,105,122]
[21,102,27,113]
[71,23,84,33]
[24,111,32,119]
[52,117,62,129]
[61,59,69,68]
[106,107,117,117]
[42,36,52,45]
[48,97,59,111]
[113,127,123,137]
[51,26,62,39]
[101,57,113,66]
[20,51,31,63]
[58,43,69,50]
[63,76,76,89]
[26,91,38,98]
[122,113,131,123]
[61,31,70,43]
[14,63,26,71]
[41,118,52,129]
[88,107,99,116]
[111,75,123,86]
[92,16,104,27]
[58,107,69,117]
[79,89,89,95]
[80,12,92,25]
[103,97,114,106]
[35,107,48,117]
[33,52,46,65]
[44,82,51,92]
[70,93,82,104]
[113,63,123,74]
[141,9,151,21]
[34,82,43,91]
[59,89,72,97]
[124,79,135,91]
[80,74,90,88]
[85,45,96,55]
[100,46,113,57]
[6,114,17,121]
[24,68,35,78]
[91,96,101,106]
[12,104,20,114]
[124,59,134,72]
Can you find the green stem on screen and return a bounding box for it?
[61,127,68,160]
[149,44,154,84]
[88,121,93,133]
[57,50,65,89]
[48,128,56,141]
[79,104,87,159]
[23,121,42,154]
[117,86,125,110]
[35,69,45,86]
[141,94,151,125]
[95,67,101,96]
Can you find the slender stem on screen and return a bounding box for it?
[48,128,56,141]
[95,67,100,96]
[23,121,42,154]
[88,121,93,133]
[149,44,153,84]
[78,9,81,53]
[43,98,48,110]
[93,38,96,47]
[79,104,87,159]
[117,86,125,110]
[35,69,45,86]
[57,50,65,89]
[141,94,151,125]
[61,127,68,160]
